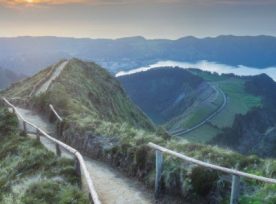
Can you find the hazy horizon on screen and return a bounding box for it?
[1,34,276,41]
[1,0,276,39]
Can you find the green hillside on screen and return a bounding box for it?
[118,68,225,134]
[119,68,262,143]
[3,59,276,203]
[184,70,262,142]
[0,107,88,203]
[4,59,155,132]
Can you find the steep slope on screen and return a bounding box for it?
[0,107,88,203]
[118,68,262,143]
[2,59,276,203]
[118,68,206,123]
[0,67,24,90]
[212,74,276,157]
[4,58,155,131]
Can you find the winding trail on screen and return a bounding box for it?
[35,61,68,96]
[13,60,154,204]
[16,107,154,204]
[170,86,227,136]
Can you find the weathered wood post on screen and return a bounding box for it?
[155,150,163,199]
[36,129,41,143]
[55,143,61,157]
[49,109,54,123]
[57,121,64,138]
[230,174,240,204]
[75,157,82,188]
[23,121,27,134]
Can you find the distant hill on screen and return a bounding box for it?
[119,67,276,157]
[0,67,24,90]
[4,58,155,131]
[212,74,276,157]
[118,68,217,128]
[1,35,276,75]
[118,68,263,143]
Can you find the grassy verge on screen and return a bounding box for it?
[33,90,276,203]
[0,107,89,204]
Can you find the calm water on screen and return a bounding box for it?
[116,60,276,81]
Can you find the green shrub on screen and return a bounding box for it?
[22,180,88,204]
[190,167,218,196]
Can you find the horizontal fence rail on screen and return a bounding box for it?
[148,142,276,204]
[2,97,101,204]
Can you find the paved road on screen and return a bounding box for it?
[170,86,227,136]
[16,107,154,204]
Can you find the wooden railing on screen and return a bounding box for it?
[148,142,276,204]
[2,98,101,204]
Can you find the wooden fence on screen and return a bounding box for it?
[148,142,276,204]
[2,97,101,204]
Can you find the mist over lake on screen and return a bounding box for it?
[116,60,276,81]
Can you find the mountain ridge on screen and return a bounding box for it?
[1,35,276,75]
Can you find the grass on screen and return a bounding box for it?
[211,78,262,128]
[165,84,224,131]
[32,59,155,131]
[189,70,262,129]
[3,59,275,203]
[180,70,262,143]
[31,60,276,203]
[181,123,222,143]
[0,108,89,204]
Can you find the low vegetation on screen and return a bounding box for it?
[0,107,89,204]
[3,59,276,203]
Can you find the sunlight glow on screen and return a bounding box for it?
[0,0,87,7]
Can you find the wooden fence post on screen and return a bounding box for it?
[36,129,41,143]
[230,175,240,204]
[57,121,64,138]
[55,143,61,157]
[155,150,163,199]
[75,157,82,188]
[23,121,27,134]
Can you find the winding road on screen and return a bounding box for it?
[170,86,227,136]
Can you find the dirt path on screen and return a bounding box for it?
[35,61,68,96]
[16,107,154,204]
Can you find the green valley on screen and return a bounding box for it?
[2,59,276,203]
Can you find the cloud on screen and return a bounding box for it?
[0,0,87,7]
[0,0,181,8]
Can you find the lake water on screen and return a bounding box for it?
[116,60,276,81]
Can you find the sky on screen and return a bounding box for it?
[0,0,276,39]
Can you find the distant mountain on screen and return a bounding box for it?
[0,67,24,90]
[1,35,276,75]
